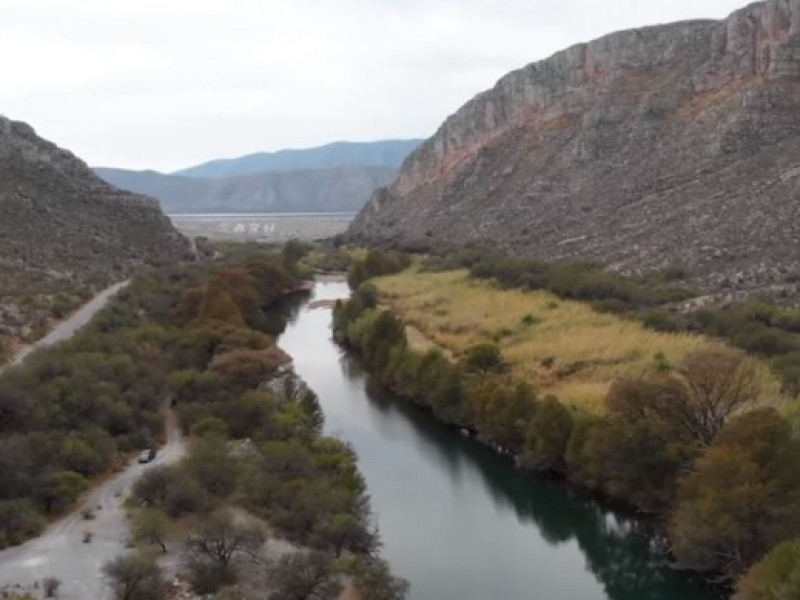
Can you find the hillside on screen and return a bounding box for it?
[349,0,800,296]
[0,116,189,359]
[94,166,395,214]
[172,139,422,178]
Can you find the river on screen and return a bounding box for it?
[279,280,723,600]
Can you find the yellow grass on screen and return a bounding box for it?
[375,270,784,413]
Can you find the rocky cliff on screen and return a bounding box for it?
[349,0,800,293]
[0,117,190,354]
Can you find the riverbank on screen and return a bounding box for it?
[332,264,800,593]
[373,269,786,413]
[283,279,723,600]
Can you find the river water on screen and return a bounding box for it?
[279,281,722,600]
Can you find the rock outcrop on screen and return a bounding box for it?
[0,116,190,352]
[349,0,800,294]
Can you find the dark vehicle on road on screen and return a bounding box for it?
[138,448,157,463]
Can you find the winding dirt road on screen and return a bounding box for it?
[0,411,185,599]
[0,280,187,598]
[1,280,129,374]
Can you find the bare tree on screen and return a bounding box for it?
[184,511,264,567]
[267,551,341,600]
[606,347,761,446]
[669,347,760,445]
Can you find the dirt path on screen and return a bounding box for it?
[1,280,129,374]
[0,410,185,599]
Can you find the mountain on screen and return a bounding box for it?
[0,116,189,352]
[173,139,423,179]
[349,0,800,295]
[94,166,396,214]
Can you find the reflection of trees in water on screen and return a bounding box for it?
[350,362,725,600]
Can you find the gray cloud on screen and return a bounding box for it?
[0,0,748,170]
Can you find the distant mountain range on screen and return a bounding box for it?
[94,166,396,214]
[95,139,420,214]
[172,139,422,178]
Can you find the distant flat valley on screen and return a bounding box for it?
[168,212,355,241]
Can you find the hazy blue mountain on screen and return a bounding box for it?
[94,166,396,214]
[172,139,422,178]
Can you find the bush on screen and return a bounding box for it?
[462,344,504,375]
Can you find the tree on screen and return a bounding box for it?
[185,511,265,594]
[103,553,165,600]
[190,417,230,439]
[605,347,760,446]
[351,557,409,600]
[210,347,290,389]
[574,417,693,513]
[185,511,265,567]
[267,551,342,600]
[197,284,246,326]
[670,409,800,575]
[185,435,239,497]
[672,347,760,445]
[0,499,44,548]
[522,397,573,471]
[469,382,537,454]
[317,512,379,557]
[132,466,176,507]
[735,540,800,600]
[133,508,170,553]
[34,470,88,513]
[222,390,278,439]
[462,344,504,375]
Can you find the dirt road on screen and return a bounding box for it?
[2,281,129,374]
[0,411,185,599]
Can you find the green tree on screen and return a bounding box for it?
[34,470,88,513]
[462,344,504,375]
[103,553,165,600]
[522,397,572,471]
[190,417,230,439]
[133,508,170,553]
[670,409,800,575]
[735,540,800,600]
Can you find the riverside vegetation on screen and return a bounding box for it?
[0,242,407,599]
[332,248,800,599]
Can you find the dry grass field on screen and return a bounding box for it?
[374,270,784,413]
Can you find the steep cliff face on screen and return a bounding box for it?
[0,117,190,352]
[349,0,800,292]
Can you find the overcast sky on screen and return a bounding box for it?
[0,0,749,171]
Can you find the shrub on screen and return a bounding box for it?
[462,344,504,375]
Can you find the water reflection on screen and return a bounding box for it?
[279,282,725,600]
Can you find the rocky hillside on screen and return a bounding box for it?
[172,139,422,178]
[95,166,396,214]
[349,0,800,295]
[0,117,189,357]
